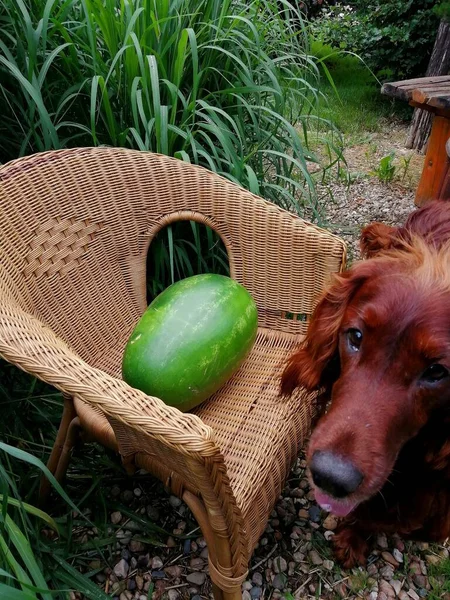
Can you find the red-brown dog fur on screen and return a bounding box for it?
[281,200,450,567]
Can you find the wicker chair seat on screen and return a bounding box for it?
[74,326,312,556]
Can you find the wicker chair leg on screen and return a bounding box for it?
[53,417,82,484]
[39,395,76,506]
[182,491,245,600]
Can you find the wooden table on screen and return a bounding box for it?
[382,75,450,206]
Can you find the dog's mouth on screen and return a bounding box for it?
[314,489,359,517]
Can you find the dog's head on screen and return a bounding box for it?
[281,236,450,516]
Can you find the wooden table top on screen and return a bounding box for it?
[381,75,450,113]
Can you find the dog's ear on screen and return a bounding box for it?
[280,270,367,396]
[360,223,399,258]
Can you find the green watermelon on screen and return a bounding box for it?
[122,274,258,411]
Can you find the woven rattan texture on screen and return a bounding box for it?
[0,148,346,587]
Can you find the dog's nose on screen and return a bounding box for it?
[310,450,363,498]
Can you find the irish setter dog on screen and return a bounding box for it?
[281,200,450,568]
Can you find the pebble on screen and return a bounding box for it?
[252,572,263,586]
[129,539,145,553]
[113,559,129,579]
[146,505,159,520]
[111,485,121,497]
[425,554,440,566]
[135,575,143,590]
[382,552,400,568]
[165,566,183,579]
[308,505,321,522]
[152,571,166,579]
[308,550,323,566]
[151,556,164,569]
[323,559,334,570]
[393,548,404,563]
[408,590,420,600]
[399,592,410,600]
[272,573,287,590]
[323,515,338,530]
[122,490,134,503]
[324,530,335,541]
[380,565,395,579]
[190,557,204,571]
[292,552,304,563]
[391,579,402,595]
[298,509,309,519]
[243,582,252,591]
[242,591,251,600]
[134,488,142,497]
[168,590,179,600]
[377,533,389,549]
[111,511,122,525]
[377,592,388,600]
[379,580,395,598]
[273,556,287,573]
[169,495,182,508]
[186,572,206,586]
[250,586,262,598]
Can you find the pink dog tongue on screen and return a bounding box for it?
[315,491,358,517]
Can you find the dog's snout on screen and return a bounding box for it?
[310,450,363,498]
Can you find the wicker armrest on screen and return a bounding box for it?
[0,295,215,456]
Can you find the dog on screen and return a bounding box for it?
[281,200,450,567]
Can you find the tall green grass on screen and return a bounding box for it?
[0,0,340,214]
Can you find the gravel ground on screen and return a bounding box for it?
[70,123,449,600]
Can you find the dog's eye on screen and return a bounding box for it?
[421,364,449,383]
[347,328,362,351]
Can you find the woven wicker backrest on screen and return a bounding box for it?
[0,147,345,371]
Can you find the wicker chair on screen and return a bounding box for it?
[0,148,345,599]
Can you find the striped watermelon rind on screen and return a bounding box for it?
[122,274,258,411]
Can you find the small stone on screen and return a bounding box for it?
[243,581,252,591]
[308,505,321,522]
[273,556,287,573]
[200,547,208,559]
[368,592,378,600]
[183,539,191,554]
[418,589,428,598]
[306,490,316,501]
[152,556,164,569]
[272,573,287,590]
[377,533,389,549]
[165,566,183,579]
[121,549,131,561]
[335,582,348,598]
[377,593,388,600]
[425,554,440,566]
[292,552,304,563]
[408,591,420,600]
[186,572,206,586]
[135,575,144,590]
[380,565,395,579]
[129,539,146,553]
[379,580,395,598]
[250,586,262,598]
[413,575,428,589]
[393,549,404,563]
[410,562,422,575]
[323,559,334,570]
[298,509,309,519]
[308,550,323,566]
[113,559,129,579]
[96,573,106,583]
[324,530,334,541]
[169,495,182,508]
[134,488,142,497]
[130,557,137,570]
[391,580,402,595]
[168,590,179,600]
[146,505,159,520]
[288,561,295,577]
[111,485,121,497]
[368,564,379,577]
[252,572,263,587]
[399,592,410,600]
[323,515,338,530]
[152,571,166,579]
[122,490,134,503]
[242,592,251,600]
[382,552,400,568]
[166,536,177,548]
[127,579,136,591]
[119,592,133,600]
[190,557,204,571]
[111,511,122,525]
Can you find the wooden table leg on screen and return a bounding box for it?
[415,115,450,206]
